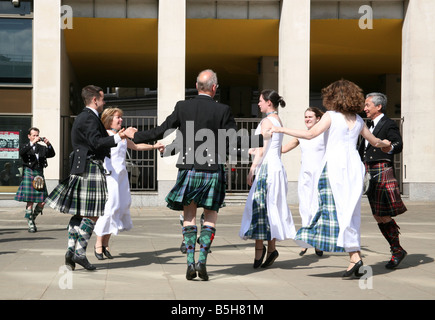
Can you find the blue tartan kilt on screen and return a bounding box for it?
[294,165,345,252]
[46,160,108,217]
[14,167,48,203]
[166,165,226,212]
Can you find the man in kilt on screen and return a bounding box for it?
[126,69,263,281]
[15,127,55,232]
[358,92,407,269]
[46,85,136,271]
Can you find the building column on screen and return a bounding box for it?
[154,0,186,205]
[33,0,62,190]
[402,0,435,200]
[278,0,311,204]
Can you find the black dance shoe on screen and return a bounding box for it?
[94,246,104,260]
[299,248,308,256]
[253,245,266,268]
[186,264,197,280]
[342,260,363,278]
[195,262,209,281]
[261,250,279,268]
[73,254,96,271]
[385,250,407,269]
[315,249,324,257]
[103,246,113,259]
[65,250,75,271]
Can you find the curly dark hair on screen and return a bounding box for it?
[321,79,364,114]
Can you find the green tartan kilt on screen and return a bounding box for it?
[46,160,107,217]
[294,165,345,253]
[243,163,271,240]
[14,167,48,203]
[166,165,226,212]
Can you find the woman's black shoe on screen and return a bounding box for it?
[186,264,197,280]
[299,248,308,256]
[103,246,113,259]
[315,249,324,257]
[94,246,104,260]
[253,245,266,269]
[342,260,363,278]
[195,262,209,281]
[261,250,279,268]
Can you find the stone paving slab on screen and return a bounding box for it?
[0,199,434,303]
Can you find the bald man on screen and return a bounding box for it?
[127,69,263,281]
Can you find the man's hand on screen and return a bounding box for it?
[121,127,137,139]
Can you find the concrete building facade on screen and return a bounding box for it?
[1,0,434,206]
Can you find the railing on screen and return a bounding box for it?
[61,116,403,193]
[60,115,159,191]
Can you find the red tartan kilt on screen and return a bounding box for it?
[365,162,407,217]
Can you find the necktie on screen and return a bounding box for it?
[367,120,374,128]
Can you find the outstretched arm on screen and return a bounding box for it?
[281,137,299,153]
[360,124,391,150]
[271,112,331,140]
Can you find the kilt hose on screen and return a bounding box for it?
[366,161,407,269]
[46,159,107,271]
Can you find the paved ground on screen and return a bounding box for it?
[1,199,434,303]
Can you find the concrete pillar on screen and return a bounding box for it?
[278,0,311,204]
[32,0,62,189]
[154,0,186,204]
[402,0,435,200]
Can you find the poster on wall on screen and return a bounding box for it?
[0,131,20,159]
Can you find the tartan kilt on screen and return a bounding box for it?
[365,162,407,217]
[166,165,226,212]
[14,167,48,203]
[243,163,271,240]
[294,165,345,252]
[46,160,108,217]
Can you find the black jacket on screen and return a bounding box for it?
[20,142,55,171]
[133,95,263,171]
[358,115,403,163]
[70,107,116,174]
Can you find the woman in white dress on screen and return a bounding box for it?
[239,89,296,269]
[281,107,326,256]
[271,80,391,277]
[94,107,164,259]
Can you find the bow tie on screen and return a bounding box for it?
[367,120,374,128]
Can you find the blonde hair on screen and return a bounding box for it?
[101,107,123,130]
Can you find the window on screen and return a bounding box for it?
[0,18,32,84]
[0,115,31,191]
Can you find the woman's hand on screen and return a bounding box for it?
[247,167,255,186]
[375,139,391,150]
[154,142,165,153]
